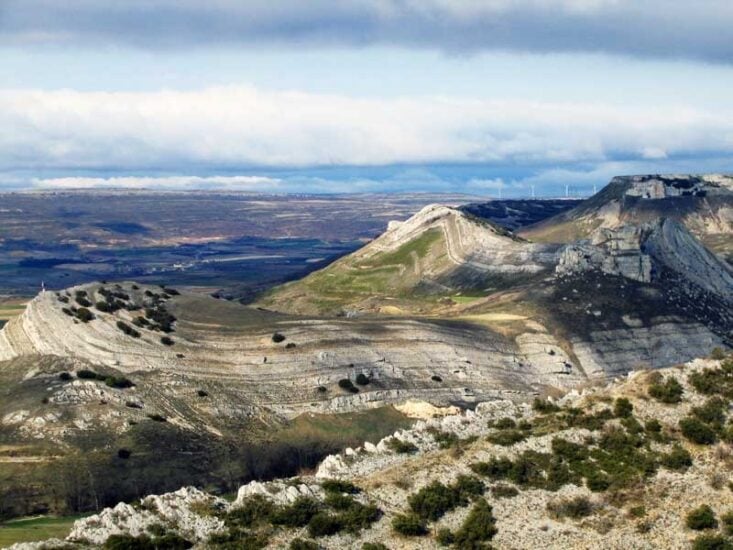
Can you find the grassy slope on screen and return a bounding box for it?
[259,228,448,313]
[0,515,82,547]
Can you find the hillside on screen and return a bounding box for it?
[16,352,733,550]
[257,204,560,315]
[520,174,733,263]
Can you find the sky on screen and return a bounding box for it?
[1,1,732,196]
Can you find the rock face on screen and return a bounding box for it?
[30,355,733,550]
[521,174,733,262]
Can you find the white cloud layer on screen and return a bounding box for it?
[4,1,733,62]
[1,85,731,172]
[31,175,281,190]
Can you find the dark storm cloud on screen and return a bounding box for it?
[2,1,733,63]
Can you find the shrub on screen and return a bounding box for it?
[147,414,167,422]
[77,369,100,380]
[649,376,684,404]
[337,502,380,533]
[117,321,141,338]
[307,512,343,537]
[117,449,131,459]
[614,398,633,418]
[76,307,94,322]
[362,544,388,550]
[321,479,360,494]
[533,398,560,413]
[160,336,175,346]
[386,438,418,454]
[547,496,594,519]
[661,445,693,471]
[680,417,718,445]
[197,389,209,397]
[317,386,327,393]
[271,496,320,527]
[125,401,142,409]
[453,475,485,499]
[105,376,135,389]
[408,481,463,521]
[692,534,733,550]
[431,375,443,382]
[58,372,72,381]
[436,527,455,545]
[494,417,517,430]
[470,457,513,479]
[272,332,286,343]
[285,342,297,349]
[487,429,526,446]
[224,495,274,529]
[355,373,370,386]
[645,419,662,433]
[337,378,358,393]
[692,397,727,427]
[391,513,426,536]
[686,505,718,530]
[722,510,733,536]
[290,539,319,550]
[452,499,497,547]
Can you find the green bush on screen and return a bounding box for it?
[321,479,360,494]
[105,376,135,389]
[711,348,728,360]
[289,539,318,550]
[470,457,512,479]
[386,438,418,454]
[272,332,286,343]
[721,510,733,536]
[452,475,485,499]
[77,369,101,380]
[687,505,718,530]
[487,429,526,446]
[391,513,426,536]
[58,372,72,381]
[660,445,693,471]
[494,417,517,429]
[117,320,141,338]
[645,419,662,434]
[692,534,733,550]
[680,417,718,445]
[532,398,560,413]
[271,496,320,527]
[431,375,443,382]
[452,499,497,547]
[337,378,359,394]
[692,397,727,427]
[224,495,274,529]
[648,376,684,404]
[161,336,175,346]
[147,414,167,422]
[613,398,633,418]
[362,544,388,550]
[408,480,467,521]
[355,373,370,385]
[547,496,594,519]
[307,512,343,537]
[197,389,208,397]
[76,307,94,322]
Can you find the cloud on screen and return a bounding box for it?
[1,85,731,175]
[31,175,282,190]
[3,1,733,63]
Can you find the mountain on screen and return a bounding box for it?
[1,175,731,524]
[18,353,733,550]
[257,204,560,315]
[520,174,733,263]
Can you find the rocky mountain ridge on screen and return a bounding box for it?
[13,353,733,550]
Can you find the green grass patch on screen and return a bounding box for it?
[0,515,83,547]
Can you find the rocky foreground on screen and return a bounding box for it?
[14,352,733,550]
